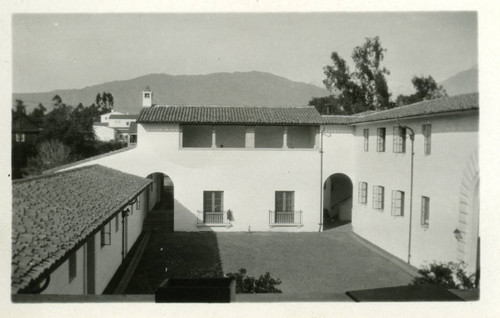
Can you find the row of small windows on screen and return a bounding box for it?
[100,196,141,248]
[363,124,431,155]
[358,182,430,226]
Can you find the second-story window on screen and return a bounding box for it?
[393,126,406,153]
[363,129,369,152]
[423,124,432,155]
[373,186,384,210]
[377,128,386,152]
[358,182,368,204]
[421,196,430,227]
[391,190,405,216]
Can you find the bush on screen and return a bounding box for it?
[225,268,282,293]
[410,261,477,289]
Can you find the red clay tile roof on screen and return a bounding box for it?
[320,93,479,125]
[11,165,151,293]
[137,106,323,125]
[136,94,477,126]
[351,93,478,124]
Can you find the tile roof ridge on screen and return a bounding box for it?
[152,104,310,108]
[12,164,100,184]
[41,146,135,174]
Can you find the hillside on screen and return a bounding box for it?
[440,65,478,96]
[13,72,329,114]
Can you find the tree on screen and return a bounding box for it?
[309,95,344,115]
[396,75,448,106]
[24,140,71,175]
[29,103,46,124]
[52,94,64,109]
[320,36,392,114]
[13,99,27,116]
[95,93,102,106]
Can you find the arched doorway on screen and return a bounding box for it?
[323,173,353,230]
[146,173,174,231]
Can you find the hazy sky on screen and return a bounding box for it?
[13,12,477,95]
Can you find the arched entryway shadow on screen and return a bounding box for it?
[124,172,224,294]
[323,173,353,231]
[143,172,175,232]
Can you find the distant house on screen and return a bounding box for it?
[47,90,479,281]
[11,165,156,294]
[12,113,42,144]
[93,111,138,144]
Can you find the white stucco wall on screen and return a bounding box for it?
[41,189,149,295]
[61,111,479,273]
[65,123,323,232]
[42,247,85,295]
[351,113,479,271]
[93,125,115,142]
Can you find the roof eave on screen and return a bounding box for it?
[14,177,152,294]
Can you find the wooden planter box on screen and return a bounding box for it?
[155,278,236,303]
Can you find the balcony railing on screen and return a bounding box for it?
[269,210,303,228]
[197,210,232,228]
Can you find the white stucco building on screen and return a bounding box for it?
[11,165,156,295]
[60,90,479,276]
[93,111,138,144]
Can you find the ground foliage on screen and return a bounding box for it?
[225,268,282,293]
[409,261,477,289]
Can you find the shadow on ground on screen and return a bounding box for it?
[125,191,223,294]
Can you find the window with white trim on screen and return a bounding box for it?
[391,190,405,216]
[377,128,386,152]
[421,196,430,227]
[363,129,369,151]
[373,186,384,210]
[358,182,368,204]
[203,191,224,223]
[393,126,406,153]
[423,124,431,155]
[68,253,77,282]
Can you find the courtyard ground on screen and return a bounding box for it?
[124,205,416,300]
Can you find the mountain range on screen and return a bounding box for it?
[13,72,329,114]
[13,66,478,114]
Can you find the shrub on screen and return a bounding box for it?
[409,261,477,289]
[225,268,282,293]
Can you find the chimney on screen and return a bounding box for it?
[142,86,152,107]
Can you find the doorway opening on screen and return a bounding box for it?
[323,173,353,231]
[146,173,174,231]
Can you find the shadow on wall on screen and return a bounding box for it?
[125,200,223,294]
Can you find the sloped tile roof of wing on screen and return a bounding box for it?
[137,105,323,125]
[351,93,479,123]
[11,165,151,293]
[320,93,479,125]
